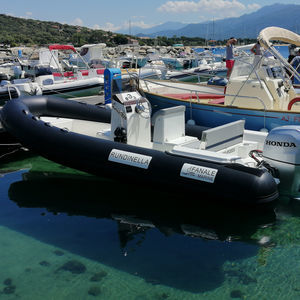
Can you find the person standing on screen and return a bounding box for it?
[226,37,237,79]
[250,41,262,55]
[288,44,297,63]
[291,49,300,84]
[250,41,264,68]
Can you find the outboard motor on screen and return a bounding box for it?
[263,126,300,198]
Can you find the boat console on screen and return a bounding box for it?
[111,91,152,147]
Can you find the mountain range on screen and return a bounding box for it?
[117,4,300,40]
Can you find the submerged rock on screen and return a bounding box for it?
[3,285,16,294]
[230,290,244,298]
[39,261,51,267]
[53,250,64,256]
[90,271,107,282]
[88,286,101,296]
[3,278,12,286]
[57,260,86,274]
[157,293,170,299]
[225,269,257,285]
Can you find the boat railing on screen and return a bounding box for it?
[3,82,20,100]
[267,45,300,84]
[141,78,268,111]
[228,56,265,106]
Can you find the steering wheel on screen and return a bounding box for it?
[135,97,152,119]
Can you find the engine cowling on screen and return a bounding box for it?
[263,125,300,199]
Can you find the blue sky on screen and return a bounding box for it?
[2,0,299,32]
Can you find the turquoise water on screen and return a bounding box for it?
[0,150,300,299]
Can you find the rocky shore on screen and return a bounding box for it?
[1,44,198,62]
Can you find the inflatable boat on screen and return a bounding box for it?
[2,90,300,205]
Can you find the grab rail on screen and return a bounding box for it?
[141,78,267,109]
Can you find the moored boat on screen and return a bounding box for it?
[2,81,300,205]
[12,44,104,98]
[139,27,300,131]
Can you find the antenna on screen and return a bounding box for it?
[212,17,214,41]
[129,19,131,36]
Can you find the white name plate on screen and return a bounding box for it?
[109,149,152,169]
[180,163,218,183]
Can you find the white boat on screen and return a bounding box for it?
[70,43,107,68]
[10,44,104,98]
[159,49,227,82]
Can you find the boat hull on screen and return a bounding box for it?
[0,96,278,205]
[42,80,103,98]
[144,91,300,131]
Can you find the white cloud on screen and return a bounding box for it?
[19,11,34,19]
[157,0,257,18]
[100,22,121,32]
[93,24,101,29]
[71,18,84,26]
[99,20,156,32]
[131,15,146,19]
[126,20,154,29]
[247,3,261,10]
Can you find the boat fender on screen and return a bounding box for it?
[287,97,300,110]
[187,119,195,125]
[260,128,268,133]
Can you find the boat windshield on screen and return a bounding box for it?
[231,55,286,80]
[112,74,139,95]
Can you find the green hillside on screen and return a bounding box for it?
[0,14,129,47]
[0,14,259,48]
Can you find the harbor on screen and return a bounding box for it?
[1,1,300,299]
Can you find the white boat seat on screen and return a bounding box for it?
[152,105,186,144]
[200,120,245,151]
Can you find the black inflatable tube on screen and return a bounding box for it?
[0,96,279,205]
[16,95,111,122]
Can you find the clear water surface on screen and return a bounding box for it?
[0,149,300,300]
